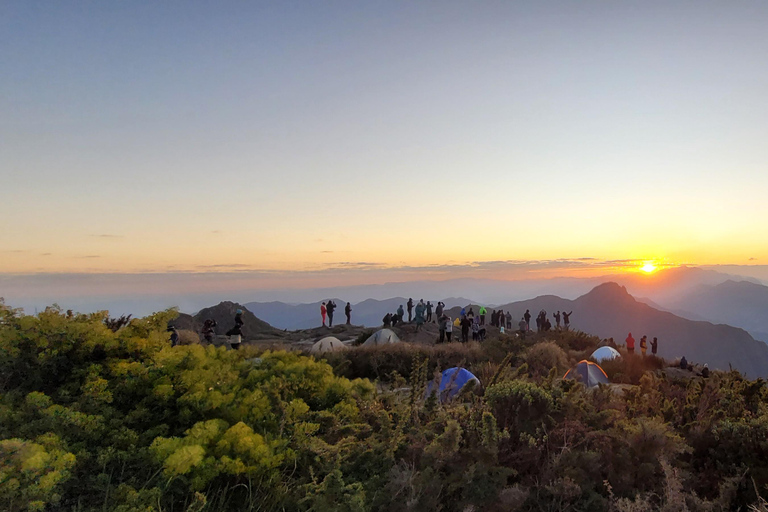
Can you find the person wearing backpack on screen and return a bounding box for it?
[626,333,635,355]
[326,300,337,327]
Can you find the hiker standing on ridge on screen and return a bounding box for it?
[640,335,648,356]
[202,319,217,344]
[460,316,471,343]
[226,309,244,350]
[438,314,448,343]
[563,311,572,331]
[524,309,531,330]
[479,305,487,326]
[415,300,426,332]
[460,306,466,320]
[383,313,392,327]
[626,332,635,355]
[326,300,337,327]
[320,302,327,327]
[445,315,453,342]
[345,302,352,325]
[426,301,433,323]
[396,305,405,325]
[506,311,513,329]
[554,311,561,330]
[651,337,658,355]
[407,298,414,322]
[435,301,444,322]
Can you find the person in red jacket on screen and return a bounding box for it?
[626,332,635,354]
[320,302,327,327]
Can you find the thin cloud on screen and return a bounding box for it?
[41,253,52,256]
[75,255,101,259]
[320,251,334,254]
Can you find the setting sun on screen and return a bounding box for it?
[641,262,658,273]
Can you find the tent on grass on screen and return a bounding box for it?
[310,336,346,355]
[362,328,401,347]
[591,346,621,363]
[563,360,610,387]
[426,367,480,402]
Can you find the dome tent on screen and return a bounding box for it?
[426,367,480,402]
[591,346,621,363]
[362,328,401,347]
[310,336,346,355]
[563,360,610,387]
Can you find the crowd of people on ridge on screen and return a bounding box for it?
[183,303,712,377]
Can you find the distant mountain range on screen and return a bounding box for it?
[447,282,768,377]
[663,280,768,342]
[244,297,474,330]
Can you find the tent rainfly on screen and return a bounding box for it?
[310,336,346,355]
[591,346,621,363]
[426,367,480,402]
[362,328,401,347]
[563,360,610,387]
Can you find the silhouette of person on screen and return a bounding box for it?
[320,302,327,326]
[554,311,561,329]
[562,311,572,330]
[202,319,217,344]
[640,335,647,356]
[524,309,531,330]
[651,337,658,355]
[345,302,352,325]
[326,300,337,327]
[383,313,392,327]
[407,298,414,322]
[168,326,179,347]
[435,301,444,321]
[397,304,405,324]
[415,300,426,331]
[426,301,433,323]
[438,314,448,343]
[460,316,471,343]
[226,309,244,349]
[626,332,635,354]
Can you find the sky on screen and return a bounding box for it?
[2,1,768,304]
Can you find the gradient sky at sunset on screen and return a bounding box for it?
[2,1,768,282]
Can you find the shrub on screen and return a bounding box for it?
[523,341,569,379]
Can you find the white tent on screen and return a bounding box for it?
[310,336,346,355]
[362,328,401,347]
[591,346,621,363]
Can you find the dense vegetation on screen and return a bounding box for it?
[2,300,768,511]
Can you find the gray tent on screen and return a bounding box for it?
[310,336,346,355]
[362,328,401,347]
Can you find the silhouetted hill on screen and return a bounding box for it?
[667,280,768,342]
[492,282,768,377]
[191,301,279,341]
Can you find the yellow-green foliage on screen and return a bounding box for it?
[0,435,76,512]
[3,299,768,511]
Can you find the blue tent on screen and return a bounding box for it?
[563,360,610,387]
[427,367,480,402]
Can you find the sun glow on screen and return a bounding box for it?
[640,262,658,273]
